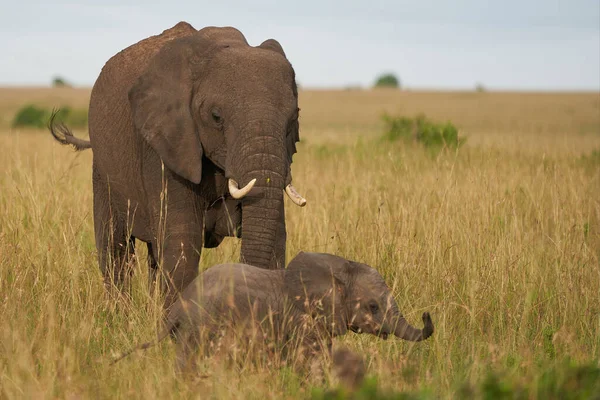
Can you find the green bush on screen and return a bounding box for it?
[381,113,465,150]
[11,105,88,129]
[11,105,49,129]
[311,376,431,400]
[457,362,600,400]
[311,362,600,399]
[374,73,400,89]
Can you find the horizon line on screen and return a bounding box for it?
[1,84,599,94]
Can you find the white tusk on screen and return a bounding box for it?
[228,178,256,199]
[285,184,307,207]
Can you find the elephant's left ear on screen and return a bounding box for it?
[258,39,300,170]
[284,252,349,335]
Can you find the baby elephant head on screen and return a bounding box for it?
[284,252,434,341]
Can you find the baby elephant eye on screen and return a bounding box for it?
[368,302,379,314]
[211,110,222,124]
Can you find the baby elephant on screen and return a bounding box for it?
[113,252,434,371]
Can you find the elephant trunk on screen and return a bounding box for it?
[240,187,285,269]
[228,121,288,269]
[392,312,434,342]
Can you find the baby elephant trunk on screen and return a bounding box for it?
[393,312,434,342]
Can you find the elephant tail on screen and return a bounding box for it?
[48,109,92,151]
[110,339,158,365]
[110,326,174,365]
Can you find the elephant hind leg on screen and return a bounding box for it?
[93,167,137,291]
[97,220,136,290]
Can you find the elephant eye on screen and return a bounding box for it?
[368,302,379,314]
[211,110,223,125]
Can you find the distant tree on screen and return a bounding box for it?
[475,82,486,92]
[374,73,400,89]
[52,76,71,87]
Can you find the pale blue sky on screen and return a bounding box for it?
[2,0,599,90]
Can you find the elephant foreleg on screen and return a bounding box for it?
[203,196,242,248]
[150,227,202,308]
[147,242,159,295]
[151,178,205,308]
[291,332,332,385]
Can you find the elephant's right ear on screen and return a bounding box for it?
[284,252,351,335]
[128,36,206,184]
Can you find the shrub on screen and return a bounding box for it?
[381,113,466,150]
[374,73,400,89]
[381,115,415,142]
[311,376,432,399]
[457,362,600,400]
[11,105,49,129]
[11,105,88,129]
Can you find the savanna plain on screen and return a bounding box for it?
[0,87,599,399]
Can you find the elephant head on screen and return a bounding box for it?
[128,26,304,269]
[285,252,434,341]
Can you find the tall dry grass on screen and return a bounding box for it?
[0,88,599,398]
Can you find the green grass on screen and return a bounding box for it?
[0,89,599,398]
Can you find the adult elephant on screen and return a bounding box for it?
[49,22,306,306]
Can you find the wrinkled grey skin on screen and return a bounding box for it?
[48,22,300,306]
[113,252,434,371]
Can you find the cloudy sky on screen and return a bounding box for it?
[2,0,599,90]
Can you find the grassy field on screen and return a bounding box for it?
[0,87,599,399]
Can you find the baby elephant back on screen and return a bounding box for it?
[196,263,285,320]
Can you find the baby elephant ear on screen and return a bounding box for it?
[284,252,350,335]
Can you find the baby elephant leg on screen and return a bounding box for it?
[332,347,366,390]
[175,330,201,374]
[290,333,332,384]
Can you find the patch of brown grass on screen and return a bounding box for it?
[1,88,599,398]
